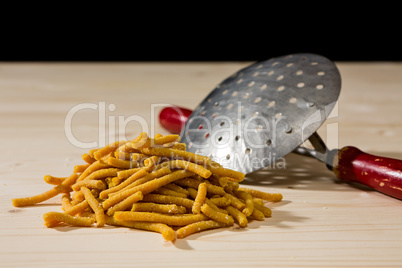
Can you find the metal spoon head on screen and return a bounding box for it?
[180,53,341,174]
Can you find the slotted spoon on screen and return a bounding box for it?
[159,53,402,200]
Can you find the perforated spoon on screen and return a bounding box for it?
[159,53,402,199]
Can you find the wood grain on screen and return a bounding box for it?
[1,61,402,267]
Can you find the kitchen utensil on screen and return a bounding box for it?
[159,53,402,199]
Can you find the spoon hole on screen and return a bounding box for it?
[289,97,297,104]
[297,82,305,88]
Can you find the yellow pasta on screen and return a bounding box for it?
[176,220,224,239]
[114,151,130,160]
[71,190,84,203]
[131,203,187,214]
[105,216,176,241]
[64,200,90,216]
[223,193,246,211]
[88,148,98,158]
[238,187,283,202]
[105,177,121,188]
[205,182,226,196]
[76,160,109,181]
[81,186,106,227]
[225,205,248,227]
[253,201,272,217]
[252,198,265,206]
[43,211,95,227]
[11,132,282,242]
[208,166,245,182]
[153,187,188,198]
[209,196,231,207]
[142,193,194,210]
[114,211,209,226]
[209,175,229,187]
[200,203,234,226]
[250,207,265,221]
[143,155,159,169]
[187,187,228,214]
[81,168,121,181]
[154,133,163,139]
[163,183,189,195]
[12,173,78,207]
[102,170,193,210]
[159,160,212,178]
[224,181,239,193]
[130,153,149,162]
[153,134,181,146]
[234,190,254,217]
[192,183,207,214]
[107,157,140,169]
[74,164,91,174]
[140,147,211,166]
[175,177,203,189]
[171,143,186,151]
[175,177,225,196]
[93,140,128,160]
[111,167,172,196]
[44,175,66,185]
[106,191,143,216]
[117,167,141,180]
[61,193,73,211]
[82,153,96,164]
[72,179,106,191]
[132,132,152,149]
[205,199,229,215]
[99,168,149,199]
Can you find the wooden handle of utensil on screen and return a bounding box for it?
[159,106,192,134]
[333,146,402,199]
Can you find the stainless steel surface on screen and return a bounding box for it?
[294,132,337,170]
[180,53,341,174]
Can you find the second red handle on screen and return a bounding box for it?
[334,146,402,199]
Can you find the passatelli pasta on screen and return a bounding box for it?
[12,132,282,242]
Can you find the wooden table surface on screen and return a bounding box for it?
[1,60,402,267]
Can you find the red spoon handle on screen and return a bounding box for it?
[334,146,402,199]
[159,106,192,134]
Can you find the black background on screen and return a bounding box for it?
[1,9,400,62]
[3,34,400,62]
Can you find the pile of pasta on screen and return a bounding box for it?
[12,133,282,241]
